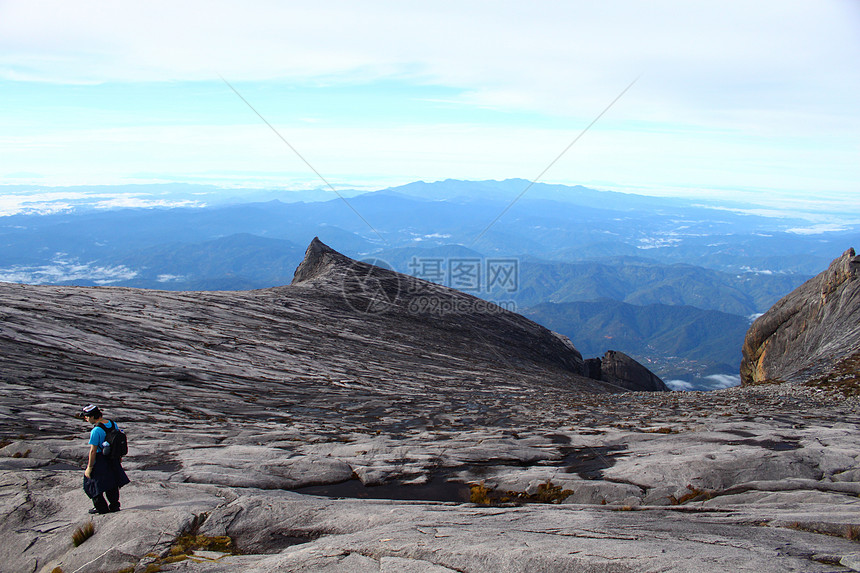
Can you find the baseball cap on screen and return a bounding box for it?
[78,404,101,419]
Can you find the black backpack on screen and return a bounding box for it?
[97,421,128,460]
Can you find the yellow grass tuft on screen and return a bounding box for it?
[71,521,94,547]
[469,482,493,505]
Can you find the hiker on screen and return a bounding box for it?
[78,404,130,514]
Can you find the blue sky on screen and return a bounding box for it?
[1,1,859,212]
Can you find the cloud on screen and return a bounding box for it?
[0,256,137,285]
[157,274,186,283]
[786,223,855,235]
[665,379,694,391]
[3,120,857,211]
[665,374,741,392]
[1,2,858,199]
[702,374,741,390]
[2,1,859,125]
[0,189,205,216]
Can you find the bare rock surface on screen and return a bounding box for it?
[742,247,860,385]
[4,404,860,573]
[2,382,860,572]
[1,239,859,571]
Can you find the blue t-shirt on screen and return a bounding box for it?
[88,420,117,454]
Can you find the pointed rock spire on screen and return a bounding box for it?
[291,237,351,285]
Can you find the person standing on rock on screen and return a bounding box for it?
[78,404,130,514]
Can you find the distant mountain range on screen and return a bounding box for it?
[514,258,806,316]
[1,178,855,389]
[367,247,809,315]
[522,300,751,386]
[3,179,856,272]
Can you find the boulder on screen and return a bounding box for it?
[586,350,669,392]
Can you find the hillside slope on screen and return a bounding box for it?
[0,238,633,438]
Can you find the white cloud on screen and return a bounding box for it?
[0,256,137,285]
[0,189,205,216]
[7,119,853,212]
[786,223,854,235]
[665,379,694,391]
[157,274,186,283]
[0,1,858,201]
[2,1,858,124]
[702,374,741,390]
[665,374,741,392]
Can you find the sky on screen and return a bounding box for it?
[1,1,859,211]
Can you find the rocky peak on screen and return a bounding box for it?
[585,350,669,392]
[291,236,352,284]
[290,238,599,378]
[741,248,860,385]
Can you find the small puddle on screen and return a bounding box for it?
[545,433,573,445]
[294,473,471,503]
[555,445,628,479]
[730,439,801,451]
[262,532,321,549]
[42,462,81,471]
[723,429,757,438]
[706,437,802,451]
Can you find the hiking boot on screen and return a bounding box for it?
[88,508,107,515]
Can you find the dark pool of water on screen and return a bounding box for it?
[555,445,629,479]
[42,462,81,471]
[729,438,802,451]
[294,472,471,503]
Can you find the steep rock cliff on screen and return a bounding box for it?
[741,248,860,385]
